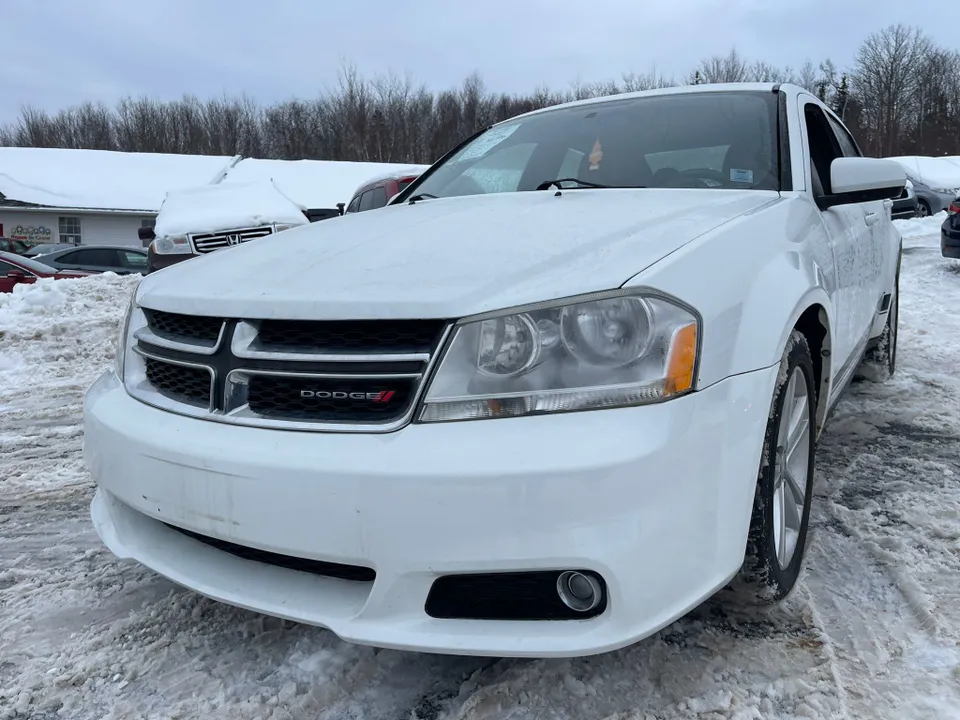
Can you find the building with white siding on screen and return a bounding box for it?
[0,147,427,248]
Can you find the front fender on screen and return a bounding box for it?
[623,197,836,390]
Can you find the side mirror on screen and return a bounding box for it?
[336,202,346,216]
[819,157,906,210]
[138,226,156,241]
[7,269,26,281]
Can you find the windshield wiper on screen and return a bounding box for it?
[407,193,438,204]
[535,178,646,191]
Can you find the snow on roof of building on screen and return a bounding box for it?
[219,158,431,209]
[153,180,309,238]
[0,147,237,212]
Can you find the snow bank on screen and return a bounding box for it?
[220,158,431,209]
[0,147,236,212]
[894,214,947,245]
[0,274,139,397]
[153,180,309,239]
[888,155,960,192]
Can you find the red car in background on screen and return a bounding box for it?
[0,250,93,293]
[343,170,425,214]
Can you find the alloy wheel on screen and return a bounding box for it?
[772,367,812,569]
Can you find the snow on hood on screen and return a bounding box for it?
[153,180,309,238]
[220,158,432,209]
[138,188,778,320]
[889,156,960,193]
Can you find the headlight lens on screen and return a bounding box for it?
[419,290,699,422]
[115,292,138,378]
[150,235,192,255]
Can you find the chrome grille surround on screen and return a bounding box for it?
[188,225,275,254]
[125,309,452,433]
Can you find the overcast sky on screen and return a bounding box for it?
[0,0,952,124]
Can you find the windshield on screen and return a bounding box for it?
[411,90,780,200]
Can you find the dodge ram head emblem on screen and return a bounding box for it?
[300,390,396,403]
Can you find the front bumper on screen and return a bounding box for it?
[84,365,779,657]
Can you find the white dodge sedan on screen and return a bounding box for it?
[84,83,906,658]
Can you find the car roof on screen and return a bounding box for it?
[47,244,146,253]
[505,82,788,124]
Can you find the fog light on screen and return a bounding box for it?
[556,571,602,612]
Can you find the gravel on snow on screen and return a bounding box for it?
[1,216,958,720]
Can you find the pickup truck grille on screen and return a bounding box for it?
[130,310,451,432]
[189,225,274,254]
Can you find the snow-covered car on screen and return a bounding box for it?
[84,83,906,659]
[140,180,311,274]
[0,250,93,292]
[343,166,430,214]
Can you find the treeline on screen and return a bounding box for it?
[1,23,957,163]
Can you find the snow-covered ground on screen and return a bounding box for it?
[1,215,958,720]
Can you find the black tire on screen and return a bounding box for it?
[917,199,930,218]
[858,263,900,382]
[733,330,817,604]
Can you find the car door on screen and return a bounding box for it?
[825,110,888,330]
[0,260,36,293]
[799,100,874,371]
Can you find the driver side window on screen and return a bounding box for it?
[803,104,843,197]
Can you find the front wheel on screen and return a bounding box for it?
[917,200,930,218]
[733,330,817,604]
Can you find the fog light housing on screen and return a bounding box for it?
[556,570,603,613]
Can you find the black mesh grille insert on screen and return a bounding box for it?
[256,319,446,354]
[164,524,376,582]
[247,375,415,422]
[425,571,607,621]
[146,309,223,344]
[144,357,211,407]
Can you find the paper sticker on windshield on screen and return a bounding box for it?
[455,123,521,161]
[589,140,603,171]
[730,168,754,183]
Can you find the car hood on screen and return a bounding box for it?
[137,189,778,320]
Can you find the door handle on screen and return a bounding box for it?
[865,212,880,226]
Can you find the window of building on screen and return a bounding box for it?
[58,217,82,244]
[141,218,156,228]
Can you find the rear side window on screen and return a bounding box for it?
[358,191,376,212]
[121,251,148,269]
[369,186,388,209]
[397,178,416,193]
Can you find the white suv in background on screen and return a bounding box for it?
[85,83,905,658]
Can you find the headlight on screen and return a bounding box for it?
[274,223,301,233]
[150,235,192,255]
[115,292,138,378]
[419,290,699,422]
[932,187,953,195]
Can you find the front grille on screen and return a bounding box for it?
[165,524,376,582]
[144,357,211,407]
[247,375,416,422]
[145,309,223,344]
[190,225,274,254]
[133,311,451,431]
[257,319,446,354]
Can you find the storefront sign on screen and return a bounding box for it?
[9,225,54,244]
